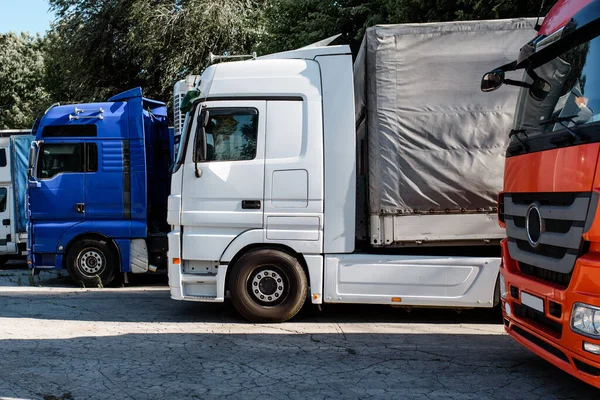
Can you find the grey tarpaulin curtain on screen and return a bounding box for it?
[354,19,537,216]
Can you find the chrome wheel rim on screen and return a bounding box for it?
[76,248,105,276]
[250,268,285,304]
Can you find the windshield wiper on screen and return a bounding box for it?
[539,115,580,139]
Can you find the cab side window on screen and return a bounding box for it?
[195,108,258,162]
[0,148,6,167]
[37,143,98,179]
[38,144,84,179]
[87,143,98,172]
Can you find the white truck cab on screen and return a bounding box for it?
[168,20,534,322]
[169,46,355,321]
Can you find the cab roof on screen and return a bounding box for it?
[539,0,595,36]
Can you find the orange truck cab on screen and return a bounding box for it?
[481,0,600,388]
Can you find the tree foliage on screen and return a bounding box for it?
[2,0,558,125]
[259,0,553,55]
[45,0,265,104]
[0,33,51,129]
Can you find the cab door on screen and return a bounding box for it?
[28,141,86,222]
[180,101,266,262]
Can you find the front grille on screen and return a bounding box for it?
[513,302,562,338]
[518,262,573,288]
[512,325,569,363]
[503,192,592,277]
[510,192,581,207]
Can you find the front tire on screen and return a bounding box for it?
[229,249,308,323]
[65,239,117,287]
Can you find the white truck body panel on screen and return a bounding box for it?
[318,53,356,254]
[371,213,505,245]
[324,254,500,306]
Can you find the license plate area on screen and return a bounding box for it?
[521,291,545,313]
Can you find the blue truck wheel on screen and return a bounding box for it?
[65,239,117,287]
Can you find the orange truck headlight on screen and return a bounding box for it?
[571,303,600,338]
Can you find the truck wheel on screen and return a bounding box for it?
[65,239,117,287]
[229,249,307,323]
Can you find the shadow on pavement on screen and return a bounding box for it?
[0,332,596,400]
[0,289,503,325]
[0,264,169,288]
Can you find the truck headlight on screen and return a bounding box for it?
[499,273,507,299]
[571,303,600,337]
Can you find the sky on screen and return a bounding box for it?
[0,0,54,35]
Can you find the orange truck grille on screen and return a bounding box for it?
[502,191,591,287]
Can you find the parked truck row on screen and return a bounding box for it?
[20,2,600,388]
[25,18,535,313]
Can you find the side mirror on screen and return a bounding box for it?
[193,109,210,178]
[481,70,505,92]
[529,78,551,101]
[28,141,40,180]
[195,109,209,162]
[200,108,210,128]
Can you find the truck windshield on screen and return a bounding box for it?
[512,36,600,142]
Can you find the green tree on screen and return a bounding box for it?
[259,0,553,55]
[0,32,51,129]
[45,0,265,106]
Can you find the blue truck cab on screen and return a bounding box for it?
[27,88,173,286]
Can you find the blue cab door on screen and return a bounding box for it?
[28,141,86,223]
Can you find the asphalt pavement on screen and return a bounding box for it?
[0,263,597,400]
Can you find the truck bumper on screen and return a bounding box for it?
[167,229,226,303]
[501,240,600,388]
[28,252,63,270]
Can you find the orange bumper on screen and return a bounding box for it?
[500,240,600,388]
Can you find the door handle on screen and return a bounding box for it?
[241,200,261,210]
[76,203,85,213]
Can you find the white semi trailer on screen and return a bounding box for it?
[0,130,33,263]
[167,19,536,322]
